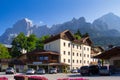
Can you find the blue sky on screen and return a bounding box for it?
[0,0,120,36]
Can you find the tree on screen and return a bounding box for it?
[82,32,89,37]
[11,32,27,57]
[26,34,37,52]
[0,44,11,59]
[75,29,82,37]
[11,32,50,57]
[74,29,82,40]
[36,35,50,50]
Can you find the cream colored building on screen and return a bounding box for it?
[44,30,92,69]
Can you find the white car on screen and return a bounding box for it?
[6,67,16,74]
[26,68,35,75]
[36,68,45,74]
[49,68,57,74]
[71,69,78,73]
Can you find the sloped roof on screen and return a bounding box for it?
[44,30,75,44]
[44,30,93,45]
[94,46,120,59]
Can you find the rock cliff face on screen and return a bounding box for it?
[93,12,120,31]
[0,13,120,45]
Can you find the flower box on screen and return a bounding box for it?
[28,76,48,80]
[14,75,28,80]
[57,78,88,80]
[0,77,8,80]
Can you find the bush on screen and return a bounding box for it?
[28,76,48,80]
[14,75,28,80]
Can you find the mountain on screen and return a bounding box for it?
[0,18,33,44]
[94,12,120,31]
[1,13,120,47]
[32,25,51,37]
[0,18,51,44]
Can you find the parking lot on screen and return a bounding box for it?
[0,72,120,80]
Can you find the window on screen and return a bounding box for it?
[68,52,70,55]
[44,56,48,60]
[68,59,70,63]
[39,57,44,60]
[64,59,66,62]
[63,51,66,55]
[80,53,81,57]
[84,54,86,57]
[68,43,70,47]
[87,48,89,51]
[73,52,74,56]
[84,60,86,63]
[46,45,47,49]
[80,60,81,63]
[87,61,89,64]
[73,44,74,48]
[77,60,78,63]
[64,42,66,46]
[73,60,74,63]
[77,53,78,56]
[80,46,81,49]
[77,45,78,49]
[87,54,89,58]
[84,47,86,50]
[49,44,51,49]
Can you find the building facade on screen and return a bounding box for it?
[94,46,120,72]
[44,30,92,70]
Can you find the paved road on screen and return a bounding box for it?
[0,72,120,80]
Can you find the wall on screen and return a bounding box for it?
[44,39,60,53]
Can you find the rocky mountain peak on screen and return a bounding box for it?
[95,12,120,31]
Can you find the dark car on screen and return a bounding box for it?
[99,65,115,76]
[80,66,90,76]
[6,67,16,74]
[89,65,99,75]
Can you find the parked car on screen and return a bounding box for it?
[99,66,115,76]
[26,68,35,75]
[36,68,45,74]
[80,66,90,76]
[89,65,99,75]
[71,69,78,73]
[49,68,57,74]
[6,67,16,74]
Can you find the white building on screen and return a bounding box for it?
[44,30,92,69]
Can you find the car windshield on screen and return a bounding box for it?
[81,66,89,69]
[38,68,44,71]
[50,68,56,70]
[7,67,13,70]
[27,68,34,71]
